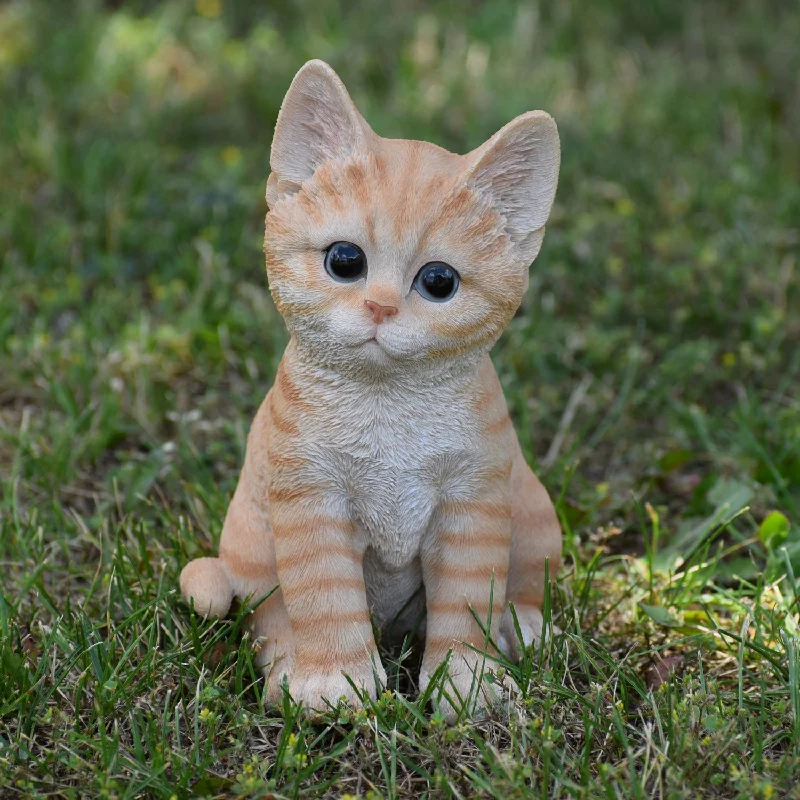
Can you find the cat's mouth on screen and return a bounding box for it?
[352,335,395,358]
[351,330,416,361]
[362,337,385,351]
[350,336,379,347]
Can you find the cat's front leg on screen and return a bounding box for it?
[270,487,386,712]
[420,485,512,722]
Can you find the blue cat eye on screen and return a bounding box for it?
[413,262,459,302]
[325,241,367,282]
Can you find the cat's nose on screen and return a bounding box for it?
[364,300,398,325]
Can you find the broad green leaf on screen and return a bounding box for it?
[758,511,791,550]
[639,602,681,627]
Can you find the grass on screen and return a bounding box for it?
[1,0,799,796]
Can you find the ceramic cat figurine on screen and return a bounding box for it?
[180,60,562,719]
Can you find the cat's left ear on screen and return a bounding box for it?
[267,60,372,206]
[464,111,560,264]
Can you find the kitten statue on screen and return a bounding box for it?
[180,60,562,719]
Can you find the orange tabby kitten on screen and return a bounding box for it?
[180,60,562,719]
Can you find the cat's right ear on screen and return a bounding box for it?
[267,60,371,207]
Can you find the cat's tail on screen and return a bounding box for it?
[180,557,234,619]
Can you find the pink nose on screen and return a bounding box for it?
[365,300,398,325]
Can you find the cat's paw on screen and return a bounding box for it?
[420,648,511,723]
[498,604,560,661]
[275,658,386,714]
[180,557,233,619]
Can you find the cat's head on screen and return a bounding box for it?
[265,60,559,379]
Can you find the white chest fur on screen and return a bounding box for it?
[295,365,486,571]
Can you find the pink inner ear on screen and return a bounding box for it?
[269,60,372,200]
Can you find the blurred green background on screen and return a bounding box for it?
[2,0,797,526]
[1,1,800,795]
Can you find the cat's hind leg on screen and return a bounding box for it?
[498,450,562,661]
[216,469,296,690]
[180,416,296,692]
[179,466,276,623]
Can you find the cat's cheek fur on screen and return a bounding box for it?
[180,59,563,719]
[324,306,373,345]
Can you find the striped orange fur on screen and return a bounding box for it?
[180,60,562,720]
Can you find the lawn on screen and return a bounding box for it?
[1,0,799,797]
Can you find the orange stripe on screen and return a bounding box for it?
[440,499,511,520]
[263,255,292,279]
[282,576,366,594]
[371,152,390,183]
[264,215,295,240]
[430,313,494,342]
[278,542,361,571]
[364,212,376,246]
[276,515,355,535]
[413,179,460,252]
[273,296,333,317]
[481,461,513,481]
[290,610,370,632]
[483,414,512,434]
[473,361,504,404]
[439,530,511,547]
[267,450,308,470]
[464,207,503,243]
[298,194,325,223]
[427,329,497,360]
[297,647,378,671]
[426,562,509,581]
[344,161,370,208]
[269,485,314,504]
[220,550,274,580]
[473,387,498,413]
[464,274,520,313]
[269,394,300,436]
[276,362,310,409]
[313,163,345,212]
